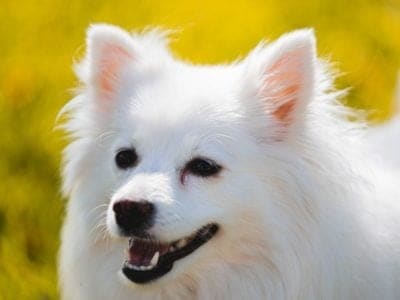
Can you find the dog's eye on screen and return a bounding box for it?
[115,148,138,169]
[185,158,222,177]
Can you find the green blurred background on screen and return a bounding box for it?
[1,0,399,298]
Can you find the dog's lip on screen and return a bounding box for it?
[122,223,219,284]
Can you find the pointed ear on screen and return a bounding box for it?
[85,24,135,102]
[248,29,316,128]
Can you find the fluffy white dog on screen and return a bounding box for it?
[59,24,400,299]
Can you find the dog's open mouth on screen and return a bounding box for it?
[122,223,219,284]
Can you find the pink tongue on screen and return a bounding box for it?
[128,239,169,266]
[128,239,156,266]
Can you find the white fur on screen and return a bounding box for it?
[59,24,400,300]
[368,74,400,168]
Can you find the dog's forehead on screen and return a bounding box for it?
[129,65,241,134]
[115,64,245,158]
[135,63,240,107]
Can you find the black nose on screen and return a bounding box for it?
[113,200,155,236]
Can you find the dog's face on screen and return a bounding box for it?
[65,24,316,287]
[105,68,258,284]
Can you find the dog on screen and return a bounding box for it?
[59,24,400,299]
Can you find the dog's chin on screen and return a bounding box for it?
[121,223,219,284]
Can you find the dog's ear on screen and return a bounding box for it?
[82,24,136,104]
[244,29,316,134]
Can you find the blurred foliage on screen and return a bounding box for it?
[0,0,399,298]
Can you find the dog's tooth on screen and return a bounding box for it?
[150,251,160,266]
[176,240,183,248]
[176,239,187,248]
[132,265,141,271]
[169,245,176,252]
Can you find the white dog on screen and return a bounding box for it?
[59,24,400,299]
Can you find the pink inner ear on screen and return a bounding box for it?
[98,44,133,98]
[263,52,303,124]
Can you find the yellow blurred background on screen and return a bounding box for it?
[1,0,399,298]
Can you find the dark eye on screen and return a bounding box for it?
[115,148,138,169]
[185,158,222,177]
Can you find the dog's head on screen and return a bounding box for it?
[63,24,318,287]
